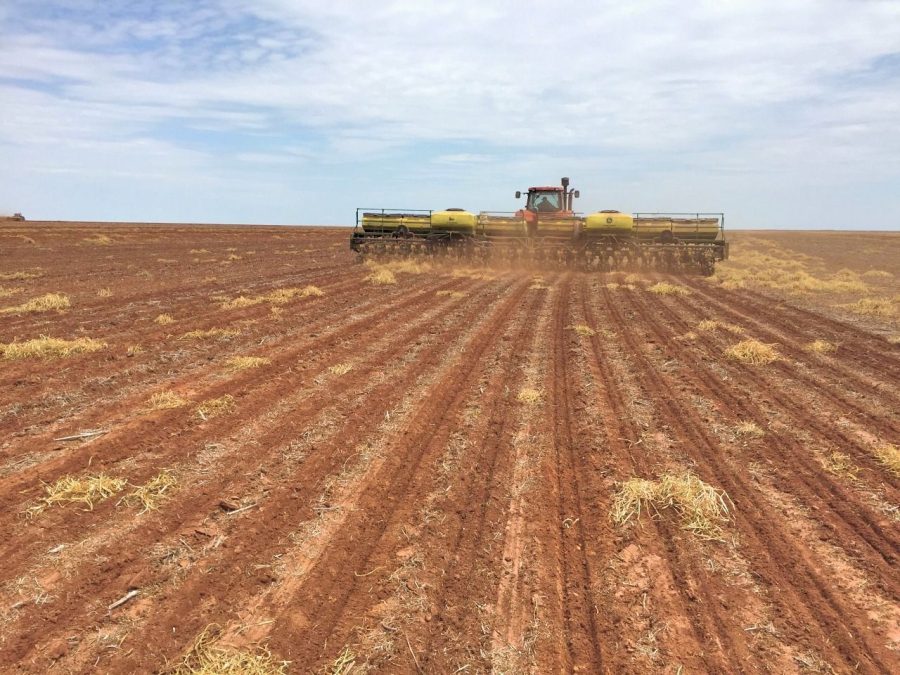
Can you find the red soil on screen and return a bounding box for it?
[0,222,897,673]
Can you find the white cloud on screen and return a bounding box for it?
[1,1,899,226]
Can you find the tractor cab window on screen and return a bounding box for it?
[528,191,561,212]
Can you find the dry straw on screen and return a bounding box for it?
[517,388,542,404]
[222,285,324,309]
[148,391,188,410]
[83,234,113,245]
[647,282,691,296]
[155,313,175,325]
[842,297,896,318]
[696,320,743,334]
[172,625,288,675]
[367,267,397,285]
[1,336,106,360]
[567,324,596,337]
[0,270,42,280]
[725,339,780,365]
[329,363,353,376]
[611,471,733,540]
[734,421,764,438]
[804,339,837,354]
[872,443,899,477]
[821,452,860,481]
[28,473,127,517]
[180,328,239,340]
[1,292,70,314]
[326,647,356,675]
[225,356,271,371]
[862,269,893,280]
[367,259,430,275]
[120,470,178,513]
[196,395,236,419]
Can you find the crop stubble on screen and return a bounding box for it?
[0,223,897,673]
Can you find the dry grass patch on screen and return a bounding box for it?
[97,287,112,297]
[0,270,42,281]
[804,339,837,354]
[126,344,144,356]
[325,647,356,675]
[734,421,764,438]
[872,443,899,477]
[611,471,733,540]
[696,320,743,334]
[647,282,691,296]
[567,324,595,337]
[451,267,497,281]
[711,251,871,295]
[1,292,70,314]
[196,395,236,419]
[329,363,353,376]
[367,267,397,285]
[222,295,260,310]
[368,259,430,275]
[148,391,188,410]
[299,284,324,297]
[517,388,542,404]
[1,336,106,360]
[862,269,893,280]
[120,470,177,513]
[180,328,239,340]
[821,452,860,481]
[155,313,175,325]
[83,234,113,245]
[225,356,271,371]
[222,285,324,309]
[842,297,896,318]
[27,473,127,517]
[725,339,780,365]
[0,287,23,298]
[172,625,287,675]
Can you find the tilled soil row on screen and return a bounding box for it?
[0,273,475,509]
[573,278,766,672]
[0,277,492,605]
[682,279,900,378]
[0,260,379,414]
[601,284,897,673]
[623,284,899,596]
[652,286,900,498]
[252,280,536,671]
[2,225,898,673]
[3,278,521,671]
[674,282,900,433]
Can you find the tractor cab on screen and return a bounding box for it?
[515,177,580,234]
[516,177,579,215]
[527,188,564,213]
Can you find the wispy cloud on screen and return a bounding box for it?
[1,1,899,226]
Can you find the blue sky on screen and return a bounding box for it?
[1,0,899,228]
